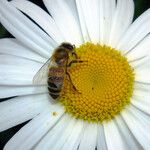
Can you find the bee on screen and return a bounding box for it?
[33,42,84,100]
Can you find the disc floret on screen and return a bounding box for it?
[60,43,135,123]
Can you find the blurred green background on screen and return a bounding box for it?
[0,0,150,149]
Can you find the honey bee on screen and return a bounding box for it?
[33,42,84,100]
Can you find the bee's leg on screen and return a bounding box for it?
[66,72,77,91]
[66,59,82,93]
[67,60,86,67]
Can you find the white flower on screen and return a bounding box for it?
[0,0,150,150]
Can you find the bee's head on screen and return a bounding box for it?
[60,42,78,59]
[60,42,75,51]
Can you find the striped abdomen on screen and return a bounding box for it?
[47,67,65,99]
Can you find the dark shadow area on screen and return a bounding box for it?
[0,121,29,149]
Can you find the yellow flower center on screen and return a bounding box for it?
[60,43,134,122]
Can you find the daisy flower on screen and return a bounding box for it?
[0,0,150,149]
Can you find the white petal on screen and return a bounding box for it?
[61,120,84,150]
[131,94,150,115]
[0,94,51,132]
[109,0,134,48]
[78,122,97,150]
[131,75,150,115]
[121,105,150,150]
[76,0,100,43]
[4,105,64,150]
[117,9,150,52]
[0,85,48,98]
[11,0,64,44]
[0,55,43,85]
[129,55,149,69]
[43,0,83,46]
[0,0,53,58]
[135,67,150,84]
[75,0,90,42]
[132,53,150,83]
[52,119,77,150]
[0,66,34,85]
[99,0,116,45]
[134,82,150,93]
[125,35,150,62]
[97,125,107,150]
[115,115,141,150]
[69,121,85,150]
[104,119,128,150]
[34,114,72,150]
[0,38,46,63]
[0,54,42,67]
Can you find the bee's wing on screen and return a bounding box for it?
[33,57,53,85]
